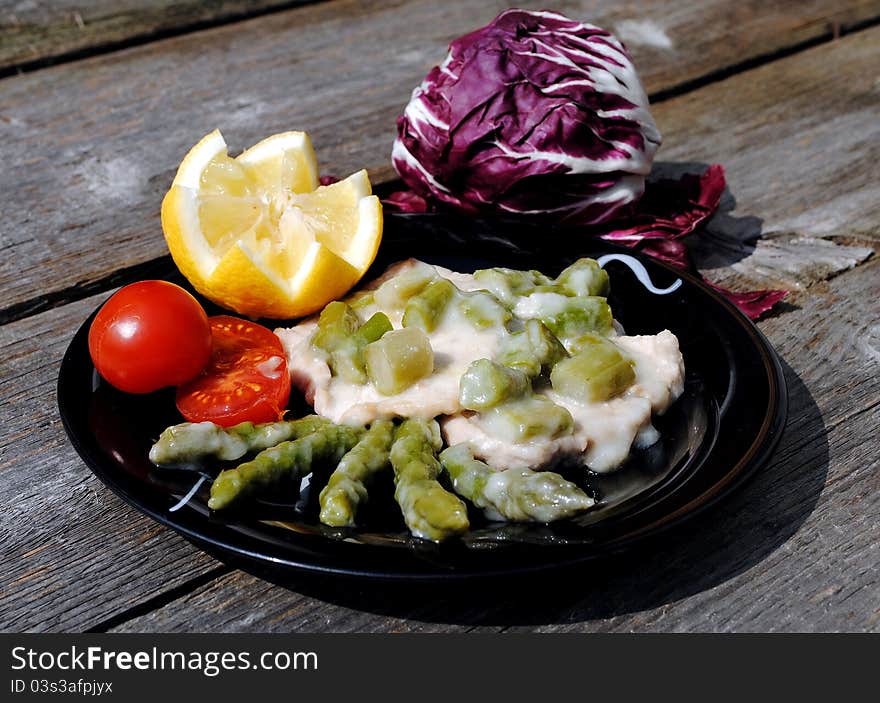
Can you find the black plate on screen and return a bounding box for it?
[58,213,787,580]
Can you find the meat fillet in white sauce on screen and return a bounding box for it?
[275,258,685,473]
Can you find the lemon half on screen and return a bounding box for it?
[161,129,382,319]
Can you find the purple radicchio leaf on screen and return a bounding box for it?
[596,164,727,242]
[634,239,690,269]
[391,9,661,224]
[386,7,786,320]
[383,189,431,213]
[702,278,789,320]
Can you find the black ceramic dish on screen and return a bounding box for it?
[58,213,787,581]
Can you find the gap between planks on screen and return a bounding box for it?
[4,1,879,84]
[0,1,327,79]
[648,12,880,102]
[84,565,233,633]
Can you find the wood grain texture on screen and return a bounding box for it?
[648,26,880,297]
[1,0,879,312]
[3,0,875,74]
[0,1,312,70]
[2,3,880,633]
[110,259,880,633]
[101,29,880,632]
[0,294,223,633]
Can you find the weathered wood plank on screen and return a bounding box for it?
[2,0,879,313]
[647,27,880,296]
[4,0,875,75]
[3,7,880,633]
[109,259,880,633]
[691,231,873,295]
[0,1,314,71]
[0,293,224,632]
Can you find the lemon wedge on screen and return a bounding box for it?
[161,129,382,319]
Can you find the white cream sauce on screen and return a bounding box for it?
[276,261,685,473]
[442,331,685,473]
[276,267,500,425]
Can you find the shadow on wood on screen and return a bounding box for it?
[224,357,828,627]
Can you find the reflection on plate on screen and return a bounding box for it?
[58,213,786,580]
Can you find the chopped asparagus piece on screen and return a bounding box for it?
[513,291,571,318]
[374,261,438,309]
[497,319,568,377]
[517,269,557,289]
[472,267,555,306]
[555,258,610,297]
[208,423,363,510]
[328,312,393,384]
[348,290,375,311]
[459,290,512,330]
[357,311,394,343]
[440,444,594,522]
[149,415,332,466]
[524,319,569,369]
[364,327,434,395]
[539,296,613,341]
[389,419,469,541]
[459,359,530,411]
[478,396,574,443]
[550,334,636,402]
[319,419,395,527]
[402,278,456,332]
[311,301,360,355]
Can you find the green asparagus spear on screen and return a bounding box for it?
[401,278,456,332]
[373,261,438,309]
[357,311,394,342]
[439,444,594,522]
[472,267,554,306]
[208,423,363,510]
[319,420,396,527]
[459,359,530,411]
[149,415,332,466]
[389,419,469,541]
[538,296,613,341]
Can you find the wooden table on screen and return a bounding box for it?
[2,0,878,633]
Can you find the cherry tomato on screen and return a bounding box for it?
[175,315,291,426]
[88,280,212,394]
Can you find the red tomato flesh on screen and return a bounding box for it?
[88,280,212,394]
[175,315,291,426]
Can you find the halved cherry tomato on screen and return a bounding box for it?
[88,280,212,394]
[175,315,291,426]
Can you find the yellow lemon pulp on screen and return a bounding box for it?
[161,130,382,319]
